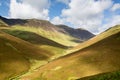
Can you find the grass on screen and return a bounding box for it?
[0,32,29,80]
[18,25,120,80]
[68,25,120,53]
[77,70,120,80]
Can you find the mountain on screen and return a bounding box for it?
[0,16,94,46]
[0,17,73,80]
[18,25,120,80]
[56,25,94,41]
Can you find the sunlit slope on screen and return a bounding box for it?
[69,25,120,53]
[19,25,120,80]
[0,31,53,80]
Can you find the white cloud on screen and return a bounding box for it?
[9,0,50,20]
[51,16,64,24]
[111,3,120,11]
[9,0,120,34]
[56,0,70,4]
[61,0,113,33]
[99,15,120,33]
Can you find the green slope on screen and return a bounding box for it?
[3,26,79,46]
[18,25,120,80]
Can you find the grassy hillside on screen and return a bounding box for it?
[18,25,120,80]
[2,26,79,47]
[0,30,54,80]
[77,70,120,80]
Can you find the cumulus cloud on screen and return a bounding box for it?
[56,0,70,4]
[99,15,120,33]
[51,16,64,24]
[111,3,120,11]
[61,0,113,33]
[9,0,50,20]
[9,0,120,34]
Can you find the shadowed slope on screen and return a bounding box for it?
[19,25,120,80]
[2,29,68,48]
[0,31,53,59]
[56,25,94,40]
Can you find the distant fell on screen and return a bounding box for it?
[56,25,94,40]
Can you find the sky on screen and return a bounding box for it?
[0,0,120,34]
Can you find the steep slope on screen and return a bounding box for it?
[69,25,120,53]
[56,25,94,41]
[0,16,94,46]
[19,25,120,80]
[0,30,54,80]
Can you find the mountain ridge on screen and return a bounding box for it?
[0,16,94,42]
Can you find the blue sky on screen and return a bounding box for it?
[0,0,120,34]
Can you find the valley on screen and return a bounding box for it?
[0,16,120,80]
